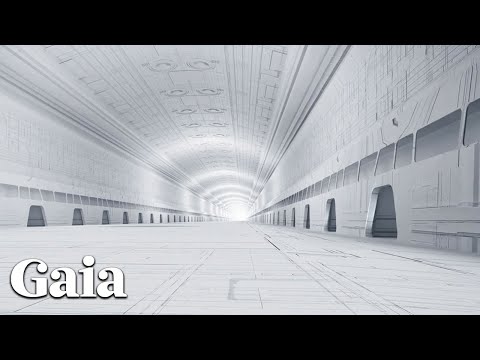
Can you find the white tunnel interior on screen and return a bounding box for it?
[1,45,480,314]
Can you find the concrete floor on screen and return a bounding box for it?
[0,222,479,314]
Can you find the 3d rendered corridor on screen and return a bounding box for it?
[1,45,480,315]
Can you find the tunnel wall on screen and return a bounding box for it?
[251,45,480,255]
[0,85,223,226]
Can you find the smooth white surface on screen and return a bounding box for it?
[1,222,479,314]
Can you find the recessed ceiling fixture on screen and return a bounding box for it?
[213,134,226,137]
[197,88,222,96]
[166,89,188,97]
[209,122,227,127]
[190,134,206,138]
[187,59,216,70]
[204,108,225,113]
[174,108,197,115]
[182,123,201,128]
[144,59,177,72]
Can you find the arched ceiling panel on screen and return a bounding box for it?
[0,45,349,217]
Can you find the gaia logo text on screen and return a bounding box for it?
[10,256,127,299]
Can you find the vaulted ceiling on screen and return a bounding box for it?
[0,45,349,218]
